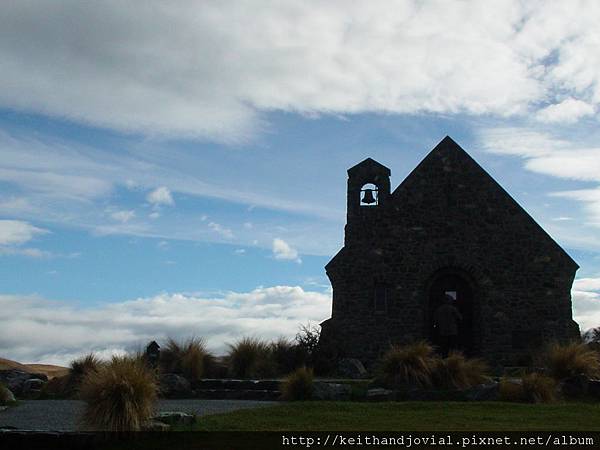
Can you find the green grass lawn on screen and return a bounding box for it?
[193,401,600,431]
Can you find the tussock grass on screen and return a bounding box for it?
[160,337,212,381]
[378,341,436,388]
[541,342,600,380]
[521,373,557,403]
[227,337,274,379]
[80,355,157,431]
[62,353,103,397]
[499,373,557,404]
[280,367,314,401]
[431,352,489,390]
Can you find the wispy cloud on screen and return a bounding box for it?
[0,219,47,245]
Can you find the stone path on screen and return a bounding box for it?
[0,399,278,431]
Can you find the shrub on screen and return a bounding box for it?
[280,367,314,401]
[431,352,489,390]
[270,338,307,376]
[377,341,436,388]
[79,355,157,431]
[541,342,600,380]
[295,324,320,360]
[227,337,275,379]
[160,337,212,381]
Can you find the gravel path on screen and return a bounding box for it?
[0,399,278,431]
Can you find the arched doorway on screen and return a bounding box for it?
[427,269,475,355]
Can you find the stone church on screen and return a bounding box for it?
[319,136,580,367]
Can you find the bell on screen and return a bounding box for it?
[362,188,376,204]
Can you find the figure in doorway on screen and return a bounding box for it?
[433,294,463,357]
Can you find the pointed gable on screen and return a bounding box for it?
[347,157,391,177]
[391,136,578,269]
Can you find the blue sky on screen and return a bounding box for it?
[1,1,600,364]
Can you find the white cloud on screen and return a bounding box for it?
[1,2,600,141]
[0,219,47,245]
[110,209,136,223]
[536,98,595,123]
[572,277,600,332]
[272,238,301,263]
[208,221,234,239]
[0,286,330,365]
[147,186,174,206]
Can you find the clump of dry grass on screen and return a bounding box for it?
[431,352,490,390]
[227,337,274,379]
[378,341,436,388]
[541,342,600,380]
[280,367,314,401]
[79,355,157,431]
[499,373,557,403]
[64,353,103,397]
[159,337,212,381]
[522,373,557,403]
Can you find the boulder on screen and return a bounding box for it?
[366,388,394,402]
[312,382,351,401]
[141,420,171,431]
[337,358,368,379]
[560,374,589,399]
[152,411,195,426]
[23,378,45,394]
[0,385,16,404]
[159,373,192,398]
[0,370,48,396]
[465,382,500,401]
[588,379,600,401]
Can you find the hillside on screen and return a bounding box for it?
[0,357,69,379]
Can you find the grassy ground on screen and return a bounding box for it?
[192,401,600,431]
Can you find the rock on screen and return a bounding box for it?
[22,378,45,394]
[465,382,500,401]
[0,370,48,396]
[312,382,351,401]
[588,379,600,400]
[337,358,368,379]
[0,385,15,404]
[142,420,171,431]
[561,374,589,399]
[152,411,195,426]
[159,373,192,398]
[366,388,394,402]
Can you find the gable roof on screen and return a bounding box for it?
[391,136,578,269]
[347,157,391,176]
[328,136,578,271]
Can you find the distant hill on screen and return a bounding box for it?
[0,357,69,379]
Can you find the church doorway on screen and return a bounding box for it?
[427,269,475,356]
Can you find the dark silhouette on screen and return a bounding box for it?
[319,136,580,368]
[434,294,462,357]
[145,341,160,368]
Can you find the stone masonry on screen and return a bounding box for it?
[319,136,580,368]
